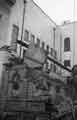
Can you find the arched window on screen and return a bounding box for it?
[36,38,40,47]
[64,37,70,51]
[31,34,35,43]
[24,30,29,41]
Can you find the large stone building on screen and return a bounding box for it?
[1,0,77,81]
[59,21,77,76]
[0,0,59,87]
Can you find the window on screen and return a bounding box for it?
[51,48,55,57]
[24,30,29,41]
[50,48,53,56]
[23,49,26,57]
[53,64,56,72]
[0,14,3,20]
[54,50,57,59]
[50,63,53,70]
[64,60,70,67]
[36,38,40,47]
[41,41,45,49]
[11,25,19,52]
[64,37,70,51]
[31,34,35,43]
[46,45,49,54]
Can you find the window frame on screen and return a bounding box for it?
[31,34,35,43]
[11,24,19,52]
[64,37,70,52]
[36,38,40,47]
[53,64,56,72]
[41,41,45,50]
[64,60,71,67]
[24,30,29,42]
[46,45,49,54]
[23,48,27,58]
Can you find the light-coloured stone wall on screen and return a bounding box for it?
[0,0,57,86]
[60,22,77,76]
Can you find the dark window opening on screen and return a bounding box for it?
[54,50,57,59]
[36,38,40,47]
[64,37,70,51]
[24,30,29,41]
[46,45,49,54]
[64,60,70,67]
[50,48,53,56]
[51,49,55,57]
[31,34,35,43]
[11,24,19,52]
[23,49,26,57]
[53,64,56,72]
[41,41,45,49]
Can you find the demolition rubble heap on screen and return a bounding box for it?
[0,43,75,119]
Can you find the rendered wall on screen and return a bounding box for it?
[0,0,57,86]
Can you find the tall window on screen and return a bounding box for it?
[11,24,19,52]
[53,64,56,72]
[23,49,26,58]
[24,30,29,41]
[31,34,35,43]
[50,48,53,56]
[64,37,70,51]
[64,60,70,67]
[51,49,55,57]
[36,38,40,47]
[0,14,3,20]
[54,50,57,59]
[46,45,49,54]
[41,41,45,49]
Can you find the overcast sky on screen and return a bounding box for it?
[34,0,77,25]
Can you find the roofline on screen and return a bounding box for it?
[32,0,57,26]
[58,21,77,27]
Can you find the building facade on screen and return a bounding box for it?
[1,0,76,82]
[0,0,59,87]
[59,21,77,76]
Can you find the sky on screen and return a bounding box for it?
[34,0,77,25]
